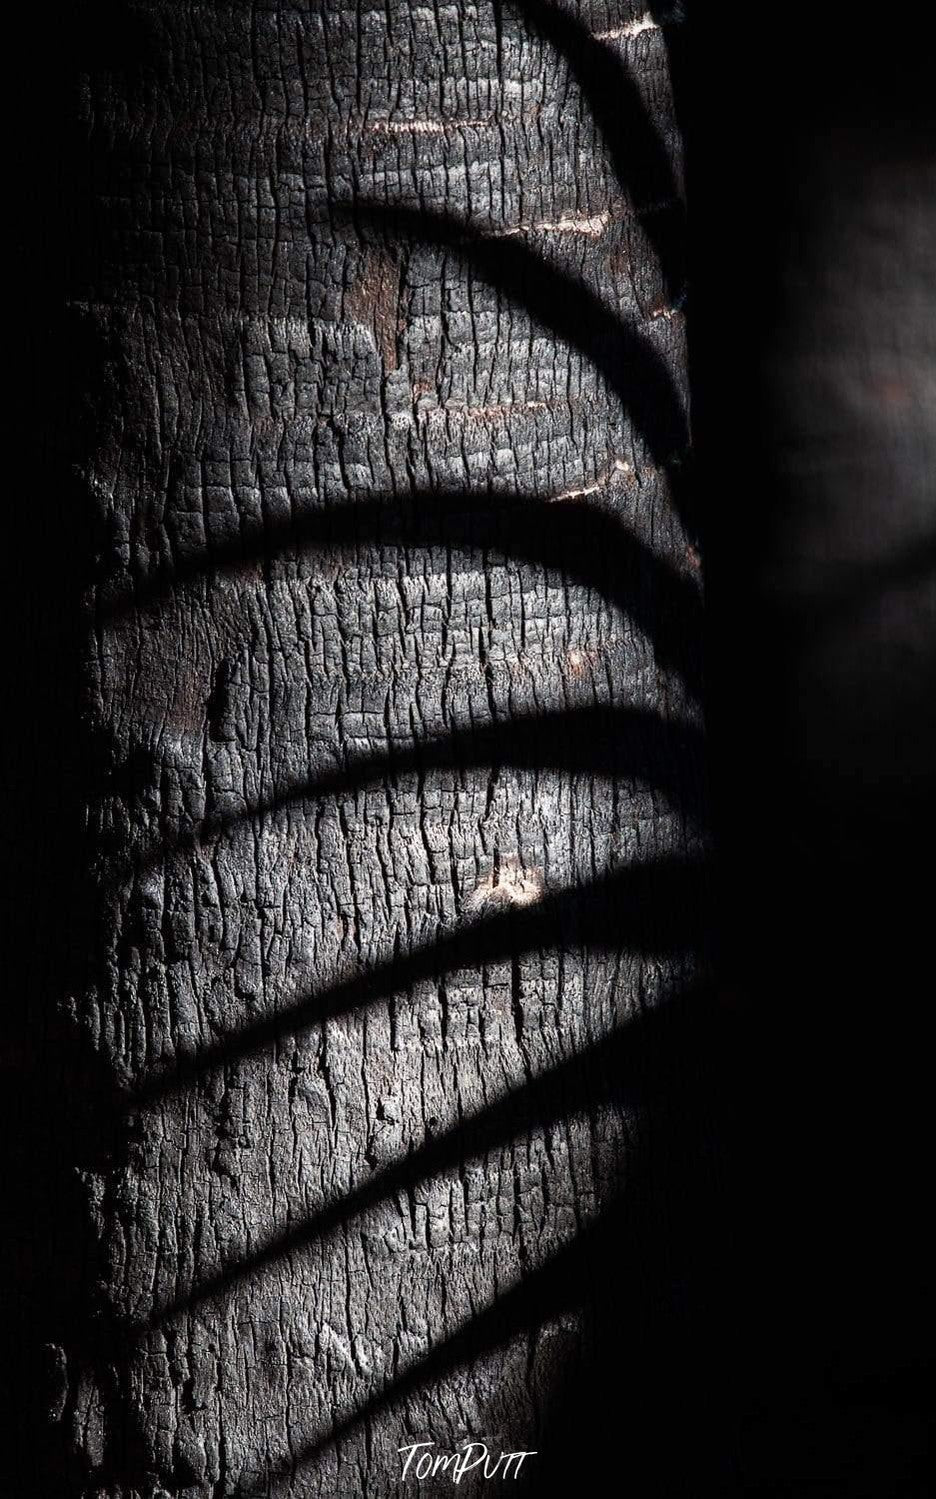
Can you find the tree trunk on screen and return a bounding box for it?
[29,4,721,1495]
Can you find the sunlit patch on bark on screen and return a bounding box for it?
[466,858,546,911]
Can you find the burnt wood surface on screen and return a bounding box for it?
[6,5,722,1497]
[8,4,934,1497]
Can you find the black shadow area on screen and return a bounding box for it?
[691,5,936,1491]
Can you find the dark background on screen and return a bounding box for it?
[5,5,934,1493]
[691,4,935,1489]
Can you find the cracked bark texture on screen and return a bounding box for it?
[45,3,717,1496]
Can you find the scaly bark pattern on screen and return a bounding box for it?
[59,3,708,1495]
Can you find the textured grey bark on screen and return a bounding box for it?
[49,3,713,1495]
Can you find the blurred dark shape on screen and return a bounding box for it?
[692,7,936,1492]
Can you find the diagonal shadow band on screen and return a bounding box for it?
[253,1225,616,1496]
[131,979,711,1335]
[130,854,708,1110]
[56,4,710,1492]
[333,202,691,516]
[511,0,686,306]
[124,704,706,875]
[100,487,704,697]
[229,1166,693,1499]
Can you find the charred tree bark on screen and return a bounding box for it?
[25,4,722,1495]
